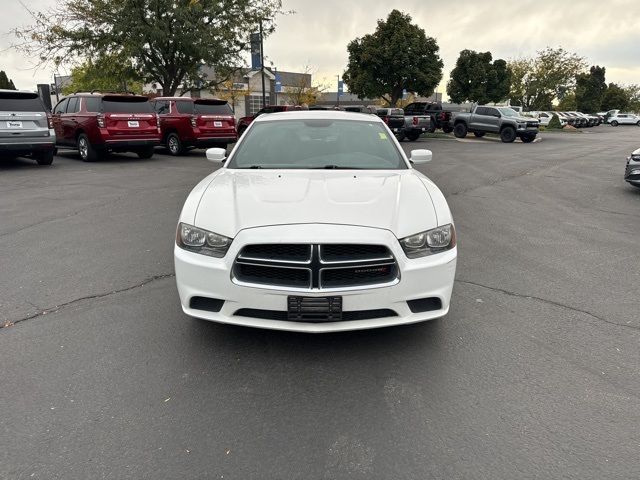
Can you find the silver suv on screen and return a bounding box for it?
[0,90,56,165]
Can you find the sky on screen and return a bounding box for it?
[1,0,639,98]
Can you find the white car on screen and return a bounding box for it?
[609,113,640,126]
[174,111,457,332]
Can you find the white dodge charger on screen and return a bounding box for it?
[174,111,457,332]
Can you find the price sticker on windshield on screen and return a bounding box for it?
[379,132,388,140]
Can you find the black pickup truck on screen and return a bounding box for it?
[403,102,454,133]
[375,107,405,138]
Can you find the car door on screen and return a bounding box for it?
[62,97,79,142]
[485,108,502,133]
[51,98,68,144]
[469,107,488,130]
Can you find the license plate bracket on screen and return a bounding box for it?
[128,120,139,128]
[7,121,23,128]
[287,296,342,322]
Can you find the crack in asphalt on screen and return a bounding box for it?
[456,278,639,332]
[1,273,175,329]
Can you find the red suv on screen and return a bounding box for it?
[151,97,237,155]
[52,93,161,161]
[237,105,304,136]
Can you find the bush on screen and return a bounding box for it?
[547,113,562,129]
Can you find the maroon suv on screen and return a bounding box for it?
[236,105,304,136]
[151,97,237,155]
[52,93,161,161]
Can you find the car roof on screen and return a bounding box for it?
[253,110,384,123]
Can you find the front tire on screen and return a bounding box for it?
[611,120,618,127]
[428,117,436,133]
[473,132,485,138]
[78,134,100,162]
[136,146,155,159]
[395,132,406,142]
[453,123,467,138]
[500,126,516,143]
[166,133,183,156]
[33,150,54,165]
[442,125,453,134]
[237,125,247,136]
[406,132,420,141]
[521,134,536,143]
[637,121,640,126]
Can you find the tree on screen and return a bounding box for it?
[279,66,327,106]
[62,52,142,95]
[508,48,586,110]
[575,65,606,113]
[447,50,511,104]
[601,83,628,111]
[556,92,577,111]
[13,0,285,96]
[213,78,246,114]
[547,113,562,129]
[623,84,640,113]
[343,10,443,107]
[0,70,16,90]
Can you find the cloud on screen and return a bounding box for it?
[2,0,639,92]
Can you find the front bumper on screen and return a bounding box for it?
[625,161,640,185]
[174,224,457,333]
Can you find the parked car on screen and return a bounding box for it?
[609,113,640,126]
[604,109,619,123]
[343,105,377,114]
[52,93,161,161]
[451,105,539,143]
[151,97,236,155]
[174,110,457,332]
[237,105,305,135]
[401,112,432,141]
[625,147,640,188]
[403,102,453,133]
[0,89,55,165]
[375,107,405,138]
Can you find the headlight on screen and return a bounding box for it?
[399,224,456,258]
[630,155,640,162]
[176,222,232,257]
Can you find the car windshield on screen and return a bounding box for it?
[227,118,407,170]
[497,107,519,117]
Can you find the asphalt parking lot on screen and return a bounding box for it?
[1,126,639,479]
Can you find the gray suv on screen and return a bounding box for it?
[451,106,539,143]
[0,90,56,165]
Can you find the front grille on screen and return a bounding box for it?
[526,121,539,128]
[235,263,311,288]
[233,243,398,290]
[234,308,398,323]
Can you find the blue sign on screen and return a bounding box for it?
[402,89,407,99]
[338,80,344,96]
[275,72,282,93]
[250,32,261,69]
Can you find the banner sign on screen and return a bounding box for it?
[250,33,262,69]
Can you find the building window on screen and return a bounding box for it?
[246,94,265,116]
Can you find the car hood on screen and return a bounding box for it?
[193,169,438,239]
[513,115,538,122]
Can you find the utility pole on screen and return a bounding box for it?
[53,73,59,102]
[336,75,340,107]
[259,19,266,109]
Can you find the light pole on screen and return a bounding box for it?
[53,73,60,102]
[336,75,340,107]
[259,19,266,109]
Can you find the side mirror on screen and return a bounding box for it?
[206,147,226,163]
[410,149,432,164]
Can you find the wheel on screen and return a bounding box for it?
[166,133,183,156]
[406,132,420,141]
[521,134,536,143]
[611,120,618,126]
[453,123,467,138]
[500,126,516,143]
[237,125,247,136]
[428,117,436,133]
[395,132,406,142]
[77,134,100,162]
[441,125,453,134]
[136,146,155,159]
[33,150,54,165]
[473,132,485,138]
[637,121,640,126]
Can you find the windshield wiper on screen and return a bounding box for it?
[247,165,263,169]
[314,165,362,169]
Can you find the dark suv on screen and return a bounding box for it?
[52,93,161,161]
[0,90,55,165]
[151,97,237,155]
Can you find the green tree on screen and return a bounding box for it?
[508,48,586,110]
[575,65,606,113]
[62,53,142,95]
[547,113,562,129]
[601,83,629,111]
[623,84,640,113]
[343,10,443,106]
[0,70,16,90]
[447,50,511,104]
[13,0,284,96]
[556,92,577,111]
